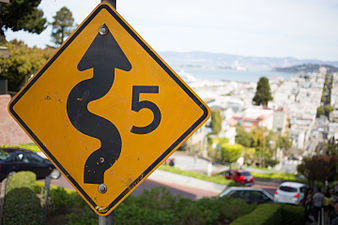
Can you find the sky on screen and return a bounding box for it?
[5,0,338,61]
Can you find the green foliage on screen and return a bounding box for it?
[230,203,281,225]
[6,171,36,193]
[230,203,304,225]
[3,188,43,225]
[218,143,244,164]
[242,147,256,165]
[159,165,232,185]
[324,104,334,114]
[211,109,222,135]
[51,6,75,46]
[252,172,304,183]
[252,76,273,106]
[297,155,337,183]
[3,172,42,225]
[0,143,41,152]
[315,137,338,156]
[49,186,78,213]
[235,126,292,167]
[66,207,97,225]
[0,40,54,91]
[277,134,292,150]
[0,0,46,42]
[281,204,305,225]
[64,186,256,225]
[235,126,251,147]
[264,158,279,167]
[327,136,338,156]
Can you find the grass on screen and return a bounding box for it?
[159,165,233,185]
[251,172,305,183]
[158,165,308,186]
[0,143,41,152]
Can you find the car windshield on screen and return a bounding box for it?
[0,150,11,160]
[279,186,297,192]
[238,172,251,176]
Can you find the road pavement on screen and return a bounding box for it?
[44,152,279,198]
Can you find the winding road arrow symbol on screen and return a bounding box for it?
[67,24,132,184]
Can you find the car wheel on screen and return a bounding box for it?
[49,169,61,179]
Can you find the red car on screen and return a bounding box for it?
[223,169,254,186]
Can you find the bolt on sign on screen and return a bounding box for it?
[8,3,210,216]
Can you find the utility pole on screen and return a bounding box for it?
[98,1,116,224]
[102,0,116,9]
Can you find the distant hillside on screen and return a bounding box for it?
[274,64,338,74]
[158,51,338,72]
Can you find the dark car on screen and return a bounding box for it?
[219,187,274,204]
[223,169,254,186]
[0,147,59,181]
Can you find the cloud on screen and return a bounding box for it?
[5,0,338,61]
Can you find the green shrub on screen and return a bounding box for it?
[281,204,304,225]
[49,186,78,213]
[6,171,36,193]
[66,207,97,225]
[230,203,281,225]
[65,186,256,225]
[3,187,43,225]
[230,203,305,225]
[0,143,41,152]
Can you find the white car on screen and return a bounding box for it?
[274,182,307,205]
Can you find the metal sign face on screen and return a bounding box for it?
[8,3,210,215]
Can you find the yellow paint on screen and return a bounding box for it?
[8,3,210,216]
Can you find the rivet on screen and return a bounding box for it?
[98,184,107,194]
[99,24,108,36]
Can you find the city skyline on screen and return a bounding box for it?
[4,0,338,62]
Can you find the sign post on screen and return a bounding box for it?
[99,0,116,223]
[9,0,210,220]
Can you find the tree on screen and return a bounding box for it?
[0,40,54,91]
[297,155,337,184]
[210,109,222,135]
[217,143,243,165]
[327,137,338,156]
[235,126,251,147]
[252,76,273,106]
[324,104,334,114]
[277,134,292,151]
[50,7,75,47]
[242,147,256,165]
[316,107,325,117]
[0,0,46,43]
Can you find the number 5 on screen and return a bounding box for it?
[130,86,161,134]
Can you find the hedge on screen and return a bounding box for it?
[6,171,36,193]
[62,186,256,225]
[2,172,43,225]
[281,204,305,225]
[230,203,304,225]
[0,143,41,152]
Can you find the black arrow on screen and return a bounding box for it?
[67,24,131,184]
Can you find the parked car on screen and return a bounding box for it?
[274,182,307,205]
[222,169,254,186]
[219,187,274,204]
[0,147,60,181]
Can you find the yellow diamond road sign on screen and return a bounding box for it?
[9,3,210,215]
